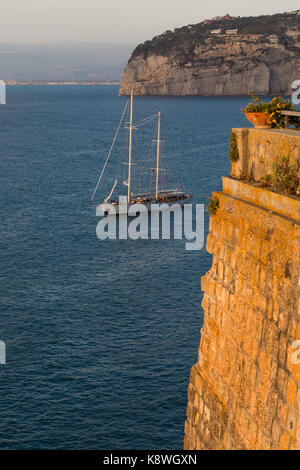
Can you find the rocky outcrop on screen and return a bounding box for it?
[120,12,300,96]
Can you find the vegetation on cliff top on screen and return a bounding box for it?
[131,11,300,61]
[262,157,300,195]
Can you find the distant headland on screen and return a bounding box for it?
[120,10,300,96]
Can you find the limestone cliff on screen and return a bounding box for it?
[184,128,300,450]
[120,12,300,96]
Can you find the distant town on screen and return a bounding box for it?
[4,80,120,86]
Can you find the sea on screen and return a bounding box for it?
[0,85,250,449]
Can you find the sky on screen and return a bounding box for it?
[2,0,300,46]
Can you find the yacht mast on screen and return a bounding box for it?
[155,111,161,199]
[128,91,133,203]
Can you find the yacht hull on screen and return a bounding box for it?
[97,196,192,216]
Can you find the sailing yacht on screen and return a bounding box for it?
[90,92,192,214]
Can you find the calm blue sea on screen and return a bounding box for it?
[0,85,250,449]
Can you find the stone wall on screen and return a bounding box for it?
[231,128,300,182]
[184,128,300,450]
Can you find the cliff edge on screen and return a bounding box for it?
[120,11,300,96]
[184,128,300,450]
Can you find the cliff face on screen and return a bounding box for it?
[184,128,300,450]
[120,12,300,96]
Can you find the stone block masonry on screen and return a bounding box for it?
[184,128,300,450]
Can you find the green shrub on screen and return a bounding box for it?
[261,174,272,186]
[242,91,268,113]
[242,92,296,128]
[206,196,220,216]
[229,132,239,162]
[271,157,300,193]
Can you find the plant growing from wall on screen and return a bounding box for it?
[229,132,239,162]
[261,174,273,187]
[261,157,300,195]
[206,196,220,216]
[272,157,300,194]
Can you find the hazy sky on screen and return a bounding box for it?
[2,0,300,45]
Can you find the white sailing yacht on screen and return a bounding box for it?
[90,92,192,214]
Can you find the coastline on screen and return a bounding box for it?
[4,80,120,86]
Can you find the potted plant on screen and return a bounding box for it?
[242,92,296,129]
[242,92,271,128]
[265,95,298,128]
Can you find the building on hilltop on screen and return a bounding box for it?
[226,29,238,35]
[205,14,237,24]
